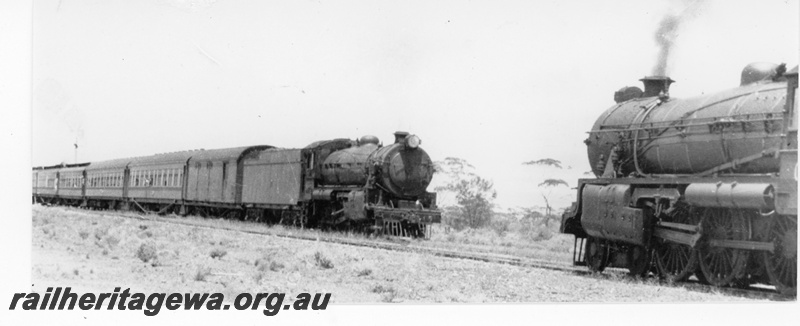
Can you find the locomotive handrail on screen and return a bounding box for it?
[590,114,784,133]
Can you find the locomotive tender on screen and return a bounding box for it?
[560,63,797,295]
[32,131,441,237]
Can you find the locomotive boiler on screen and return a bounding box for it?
[561,63,797,295]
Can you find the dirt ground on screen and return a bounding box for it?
[30,205,762,303]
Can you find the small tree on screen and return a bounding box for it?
[434,157,497,230]
[523,158,569,226]
[537,179,568,226]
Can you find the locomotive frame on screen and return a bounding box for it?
[32,132,441,238]
[561,65,797,295]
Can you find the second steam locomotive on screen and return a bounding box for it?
[561,63,798,295]
[33,131,441,237]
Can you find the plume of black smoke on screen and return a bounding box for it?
[652,14,680,76]
[651,1,707,76]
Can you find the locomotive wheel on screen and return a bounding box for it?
[627,245,652,277]
[698,209,749,287]
[654,205,700,283]
[762,215,797,296]
[655,241,698,283]
[585,236,607,273]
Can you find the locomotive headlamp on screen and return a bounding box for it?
[405,135,421,149]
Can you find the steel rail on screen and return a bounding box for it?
[41,205,793,301]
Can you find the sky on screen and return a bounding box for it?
[30,0,800,211]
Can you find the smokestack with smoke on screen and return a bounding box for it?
[652,14,680,76]
[651,1,706,76]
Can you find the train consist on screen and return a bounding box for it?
[560,63,798,295]
[32,131,441,237]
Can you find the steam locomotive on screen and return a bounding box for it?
[32,131,441,237]
[560,63,798,295]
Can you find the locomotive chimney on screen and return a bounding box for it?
[639,76,675,98]
[393,131,409,144]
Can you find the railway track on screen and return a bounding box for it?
[44,205,794,301]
